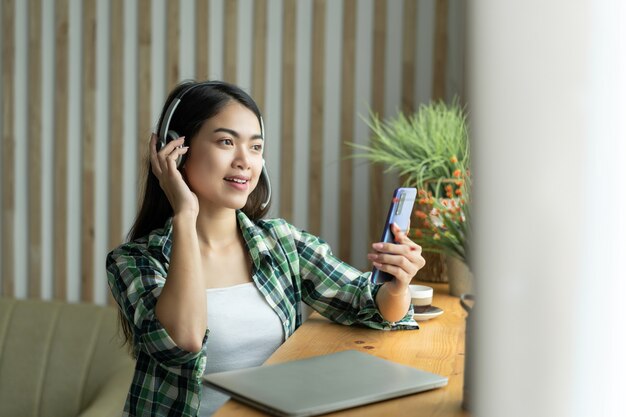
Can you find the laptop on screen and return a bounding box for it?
[202,349,448,417]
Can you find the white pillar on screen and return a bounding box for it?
[467,1,626,416]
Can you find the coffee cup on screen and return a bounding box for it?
[409,284,433,313]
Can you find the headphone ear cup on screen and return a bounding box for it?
[166,130,180,143]
[165,130,186,168]
[260,159,272,209]
[156,132,167,151]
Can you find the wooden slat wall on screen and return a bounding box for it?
[28,0,42,298]
[251,0,267,112]
[338,0,356,262]
[196,0,209,81]
[81,0,96,302]
[0,0,459,303]
[53,0,69,301]
[2,0,15,298]
[108,0,123,253]
[402,0,417,115]
[137,0,151,185]
[369,0,387,245]
[280,0,296,223]
[433,0,449,100]
[223,0,237,83]
[166,0,180,91]
[308,0,326,236]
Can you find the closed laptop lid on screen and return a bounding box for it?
[203,349,448,417]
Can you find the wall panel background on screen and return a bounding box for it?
[0,0,465,305]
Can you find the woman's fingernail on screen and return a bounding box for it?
[367,253,377,260]
[373,243,383,250]
[373,262,382,268]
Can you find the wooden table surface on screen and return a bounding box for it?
[213,282,470,417]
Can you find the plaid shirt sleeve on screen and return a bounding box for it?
[107,241,209,416]
[283,223,418,330]
[106,244,208,371]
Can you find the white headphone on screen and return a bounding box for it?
[157,81,272,210]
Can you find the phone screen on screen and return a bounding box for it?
[371,187,417,284]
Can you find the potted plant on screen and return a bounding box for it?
[351,99,473,296]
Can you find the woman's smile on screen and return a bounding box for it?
[223,175,251,191]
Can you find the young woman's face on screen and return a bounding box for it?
[183,101,264,210]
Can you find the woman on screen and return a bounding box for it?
[107,80,425,416]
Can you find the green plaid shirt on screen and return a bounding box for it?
[107,210,417,416]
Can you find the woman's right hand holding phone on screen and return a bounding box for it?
[150,133,198,217]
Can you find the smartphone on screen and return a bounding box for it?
[371,187,417,284]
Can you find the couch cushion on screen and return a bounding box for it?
[0,298,134,417]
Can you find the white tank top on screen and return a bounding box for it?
[199,282,284,416]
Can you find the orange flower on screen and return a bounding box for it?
[418,189,427,197]
[453,169,462,178]
[415,210,428,219]
[455,188,462,196]
[450,155,458,164]
[455,180,464,187]
[414,229,423,238]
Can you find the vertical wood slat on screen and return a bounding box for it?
[406,0,446,282]
[251,0,267,112]
[2,0,16,298]
[308,0,326,236]
[369,0,387,245]
[28,0,42,298]
[195,0,209,80]
[401,0,417,115]
[338,0,356,262]
[432,0,448,100]
[137,0,151,184]
[108,0,123,252]
[166,0,180,90]
[81,0,97,303]
[54,0,69,301]
[223,0,237,83]
[279,0,296,222]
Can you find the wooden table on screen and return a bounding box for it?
[213,282,469,417]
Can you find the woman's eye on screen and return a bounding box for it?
[252,144,263,152]
[218,138,233,146]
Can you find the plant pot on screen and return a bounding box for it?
[446,256,474,297]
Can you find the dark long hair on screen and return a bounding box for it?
[119,80,271,353]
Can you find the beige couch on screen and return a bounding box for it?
[0,297,135,417]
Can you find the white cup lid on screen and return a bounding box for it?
[409,284,433,298]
